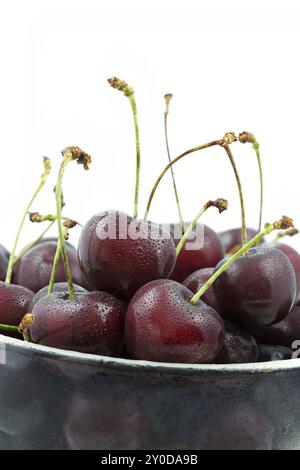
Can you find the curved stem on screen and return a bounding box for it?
[128,94,141,219]
[176,199,228,257]
[143,139,223,221]
[5,157,51,284]
[164,94,184,232]
[54,156,75,300]
[189,217,293,305]
[13,221,55,266]
[29,213,82,227]
[222,144,247,246]
[0,324,19,333]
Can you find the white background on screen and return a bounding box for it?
[0,0,300,253]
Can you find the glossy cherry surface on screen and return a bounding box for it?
[253,303,300,348]
[183,267,219,312]
[78,211,176,300]
[274,243,300,304]
[29,290,126,356]
[215,321,258,364]
[170,223,224,282]
[125,279,224,363]
[13,241,89,292]
[213,246,296,330]
[0,244,9,282]
[28,282,88,312]
[219,227,258,253]
[0,281,34,336]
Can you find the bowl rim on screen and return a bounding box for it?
[1,334,300,376]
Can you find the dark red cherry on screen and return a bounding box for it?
[78,211,176,301]
[0,244,9,281]
[125,279,224,363]
[13,241,89,292]
[28,282,88,312]
[219,227,258,253]
[215,321,258,364]
[258,345,293,362]
[0,281,34,337]
[274,243,300,304]
[29,290,125,356]
[170,223,224,282]
[253,303,300,348]
[213,246,296,330]
[183,267,220,311]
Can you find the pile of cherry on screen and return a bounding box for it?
[0,77,300,366]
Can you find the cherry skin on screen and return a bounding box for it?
[125,279,225,363]
[183,267,220,312]
[170,223,224,282]
[28,282,88,312]
[274,243,300,304]
[258,345,293,362]
[13,240,89,292]
[219,227,258,253]
[78,211,176,301]
[0,281,34,337]
[253,303,300,348]
[29,290,126,356]
[0,244,9,281]
[213,246,296,330]
[215,321,258,364]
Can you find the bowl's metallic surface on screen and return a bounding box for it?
[0,334,300,450]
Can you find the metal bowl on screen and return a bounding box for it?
[0,334,299,450]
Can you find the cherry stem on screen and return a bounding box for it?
[48,147,91,300]
[108,77,141,219]
[5,157,51,284]
[143,135,234,221]
[13,221,55,266]
[29,212,82,227]
[222,144,247,246]
[273,227,299,242]
[48,240,62,295]
[239,132,263,234]
[164,94,184,232]
[189,216,294,305]
[0,324,19,333]
[176,198,228,257]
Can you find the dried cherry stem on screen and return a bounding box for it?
[189,216,294,305]
[273,227,299,242]
[164,94,184,232]
[108,77,141,219]
[48,147,91,300]
[29,212,82,227]
[222,144,247,246]
[5,157,51,284]
[144,133,237,221]
[176,198,228,257]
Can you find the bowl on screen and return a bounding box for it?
[0,334,300,450]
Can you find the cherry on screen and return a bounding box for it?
[13,240,89,292]
[213,246,296,330]
[0,244,9,281]
[0,281,33,337]
[78,210,176,300]
[170,223,225,282]
[219,227,258,254]
[274,243,300,304]
[125,279,225,363]
[29,290,125,355]
[28,281,87,312]
[253,303,300,348]
[183,267,220,312]
[258,345,293,362]
[215,321,258,364]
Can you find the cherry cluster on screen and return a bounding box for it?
[0,78,299,366]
